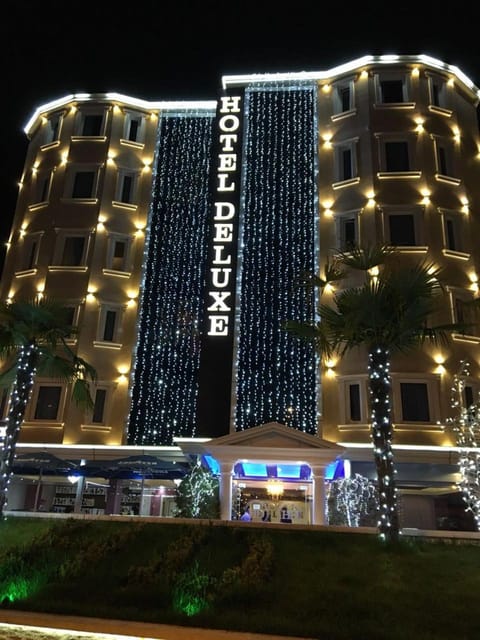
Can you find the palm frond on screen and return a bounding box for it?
[283,320,334,358]
[0,360,19,386]
[294,261,345,291]
[335,244,394,272]
[36,353,79,382]
[71,379,94,410]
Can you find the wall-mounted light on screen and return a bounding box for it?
[322,84,331,94]
[411,67,420,77]
[127,291,138,307]
[421,188,431,205]
[325,359,336,378]
[323,200,334,217]
[469,273,479,293]
[415,117,424,133]
[322,132,332,148]
[36,283,45,301]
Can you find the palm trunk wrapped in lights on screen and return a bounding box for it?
[449,362,480,531]
[368,346,399,542]
[0,342,38,515]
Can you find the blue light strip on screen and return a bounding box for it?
[128,113,215,445]
[233,84,319,433]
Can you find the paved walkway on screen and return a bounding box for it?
[0,610,313,640]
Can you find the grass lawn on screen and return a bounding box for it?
[0,516,479,640]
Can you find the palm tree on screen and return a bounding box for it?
[0,297,97,515]
[285,246,477,543]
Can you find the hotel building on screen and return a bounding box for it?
[1,55,479,528]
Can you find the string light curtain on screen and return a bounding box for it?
[233,83,320,434]
[128,111,215,445]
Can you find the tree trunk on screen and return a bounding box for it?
[0,343,38,515]
[368,346,400,542]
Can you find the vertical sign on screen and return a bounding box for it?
[196,90,244,438]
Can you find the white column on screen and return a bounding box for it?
[73,476,86,513]
[219,462,234,521]
[311,465,327,525]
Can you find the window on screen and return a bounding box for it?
[434,138,456,178]
[377,135,418,176]
[393,376,440,425]
[465,385,475,408]
[0,387,9,418]
[81,114,104,136]
[103,310,117,341]
[445,217,456,251]
[92,388,107,423]
[332,80,354,115]
[61,236,86,266]
[338,377,367,425]
[43,112,62,145]
[349,383,361,421]
[62,305,79,339]
[20,234,41,270]
[334,140,357,183]
[71,171,96,198]
[388,214,416,246]
[33,170,52,204]
[385,141,410,172]
[428,75,449,111]
[97,305,123,344]
[400,383,430,422]
[441,211,465,253]
[106,236,131,272]
[381,80,404,103]
[123,112,145,143]
[335,211,359,250]
[375,73,410,104]
[453,294,477,334]
[383,207,424,248]
[116,170,138,204]
[112,240,127,271]
[34,385,62,420]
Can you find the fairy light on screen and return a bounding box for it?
[233,83,319,434]
[367,346,399,540]
[0,342,38,513]
[447,361,480,530]
[128,110,215,445]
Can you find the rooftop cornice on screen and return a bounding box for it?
[221,54,480,103]
[23,54,480,136]
[24,92,217,136]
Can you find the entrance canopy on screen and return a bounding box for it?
[175,421,345,475]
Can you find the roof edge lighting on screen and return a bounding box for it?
[221,54,480,102]
[24,93,217,136]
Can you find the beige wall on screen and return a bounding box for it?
[316,62,480,448]
[0,97,158,445]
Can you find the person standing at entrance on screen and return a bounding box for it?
[240,506,251,521]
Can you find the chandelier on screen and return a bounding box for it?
[266,479,284,499]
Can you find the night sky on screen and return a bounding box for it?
[1,0,480,273]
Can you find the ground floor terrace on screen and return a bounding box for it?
[3,422,475,531]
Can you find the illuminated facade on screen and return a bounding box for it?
[2,56,480,526]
